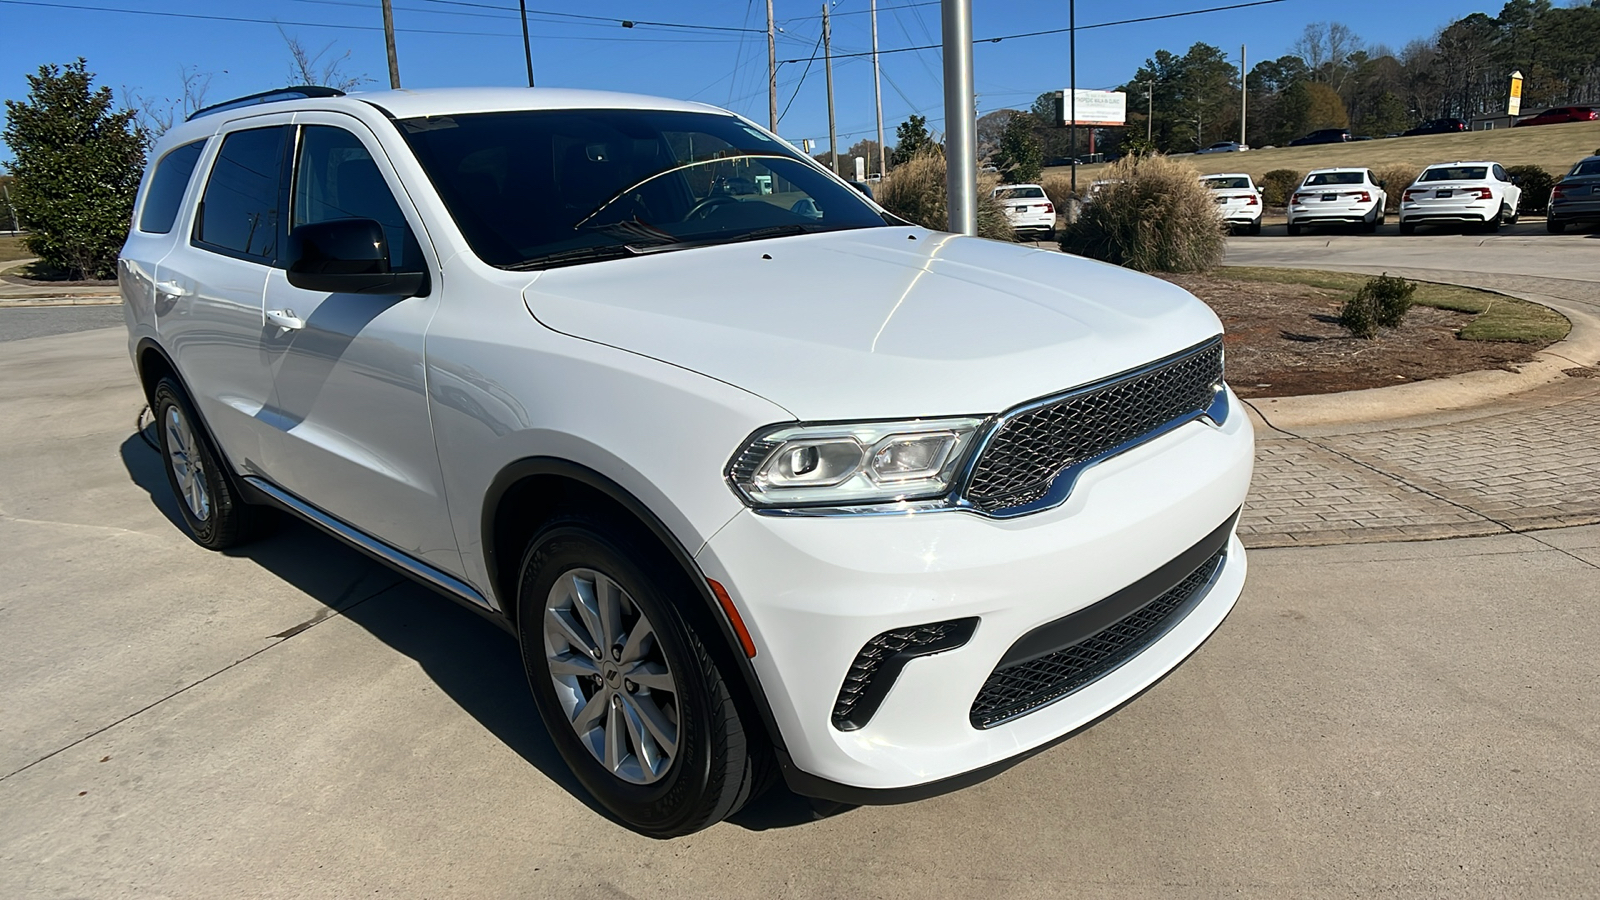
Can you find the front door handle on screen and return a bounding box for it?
[265,308,305,331]
[154,281,191,297]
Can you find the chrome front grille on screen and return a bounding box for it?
[962,340,1224,515]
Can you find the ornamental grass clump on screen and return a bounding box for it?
[1058,153,1226,273]
[1339,273,1417,338]
[876,147,1014,241]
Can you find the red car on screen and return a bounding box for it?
[1514,106,1599,127]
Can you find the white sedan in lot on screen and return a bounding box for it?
[991,183,1056,239]
[1199,173,1263,234]
[1287,168,1387,234]
[1399,161,1522,234]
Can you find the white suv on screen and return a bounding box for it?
[990,183,1056,238]
[119,86,1253,836]
[1199,173,1264,234]
[1287,167,1387,234]
[1399,161,1522,234]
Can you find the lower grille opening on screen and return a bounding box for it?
[969,547,1227,729]
[833,618,978,731]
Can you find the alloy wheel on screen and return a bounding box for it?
[164,405,211,522]
[543,567,680,785]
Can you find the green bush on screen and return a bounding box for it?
[2,60,146,279]
[1372,164,1419,213]
[1340,273,1417,338]
[1259,169,1303,207]
[1058,153,1226,273]
[1505,164,1555,214]
[876,148,1014,241]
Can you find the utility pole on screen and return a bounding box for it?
[942,0,976,235]
[1141,81,1154,143]
[1068,0,1076,196]
[381,0,401,88]
[1239,44,1247,145]
[519,1,535,86]
[871,0,886,177]
[823,2,839,175]
[767,0,777,131]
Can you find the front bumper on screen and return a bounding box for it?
[696,390,1253,794]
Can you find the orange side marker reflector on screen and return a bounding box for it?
[707,579,757,658]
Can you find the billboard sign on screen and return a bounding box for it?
[1059,89,1127,126]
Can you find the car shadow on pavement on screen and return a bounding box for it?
[118,432,836,833]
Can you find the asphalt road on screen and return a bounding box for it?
[0,304,125,343]
[2,240,1598,897]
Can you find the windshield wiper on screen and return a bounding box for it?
[504,244,641,271]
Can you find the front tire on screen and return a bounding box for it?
[516,519,767,837]
[151,377,261,550]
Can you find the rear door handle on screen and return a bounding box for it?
[154,281,192,297]
[265,308,305,331]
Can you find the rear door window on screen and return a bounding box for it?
[194,125,290,263]
[138,140,207,234]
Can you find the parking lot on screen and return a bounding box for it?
[2,231,1598,898]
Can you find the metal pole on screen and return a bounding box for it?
[872,0,886,177]
[520,1,535,87]
[1068,0,1076,196]
[823,3,840,175]
[942,0,976,235]
[1239,44,1247,145]
[381,0,401,88]
[1145,82,1153,143]
[767,0,777,131]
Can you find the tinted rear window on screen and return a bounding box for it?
[196,126,289,262]
[1570,160,1600,177]
[995,187,1045,199]
[1204,177,1251,190]
[138,140,206,234]
[1420,166,1488,182]
[1304,172,1363,186]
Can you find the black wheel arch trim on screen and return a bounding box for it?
[482,456,788,753]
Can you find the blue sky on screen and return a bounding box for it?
[2,0,1507,161]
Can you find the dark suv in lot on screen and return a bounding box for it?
[1288,128,1351,146]
[1402,118,1468,136]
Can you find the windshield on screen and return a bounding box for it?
[1204,177,1251,190]
[994,187,1045,200]
[1420,166,1488,182]
[1304,172,1363,186]
[397,109,888,268]
[1569,159,1600,177]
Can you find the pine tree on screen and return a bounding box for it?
[3,60,147,279]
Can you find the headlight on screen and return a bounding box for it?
[727,417,986,508]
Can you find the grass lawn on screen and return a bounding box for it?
[1051,120,1600,182]
[1221,266,1571,343]
[0,234,30,264]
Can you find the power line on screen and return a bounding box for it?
[779,0,1297,64]
[777,29,826,126]
[0,0,743,41]
[412,0,765,34]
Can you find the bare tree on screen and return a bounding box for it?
[1294,22,1363,91]
[125,65,217,137]
[280,28,371,92]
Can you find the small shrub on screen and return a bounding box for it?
[1259,169,1303,207]
[1339,273,1416,338]
[877,148,1014,241]
[1039,172,1076,211]
[1505,165,1555,214]
[1371,164,1419,213]
[1058,153,1226,273]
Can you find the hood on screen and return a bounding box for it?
[522,227,1223,420]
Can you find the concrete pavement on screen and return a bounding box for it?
[2,317,1599,897]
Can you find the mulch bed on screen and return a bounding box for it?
[1159,272,1543,398]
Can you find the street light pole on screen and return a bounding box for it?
[941,0,977,234]
[1239,44,1247,145]
[872,0,886,177]
[1068,0,1076,196]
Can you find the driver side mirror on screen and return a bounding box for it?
[286,218,428,296]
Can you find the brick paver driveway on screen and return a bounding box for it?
[1224,235,1600,548]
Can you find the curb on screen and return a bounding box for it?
[1225,266,1600,429]
[0,296,123,307]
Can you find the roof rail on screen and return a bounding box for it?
[187,86,346,122]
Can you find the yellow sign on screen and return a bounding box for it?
[1508,70,1524,117]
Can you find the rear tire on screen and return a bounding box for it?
[1547,217,1565,234]
[1481,213,1502,233]
[516,518,769,837]
[1287,222,1302,236]
[151,377,262,550]
[1399,220,1416,235]
[1248,218,1262,236]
